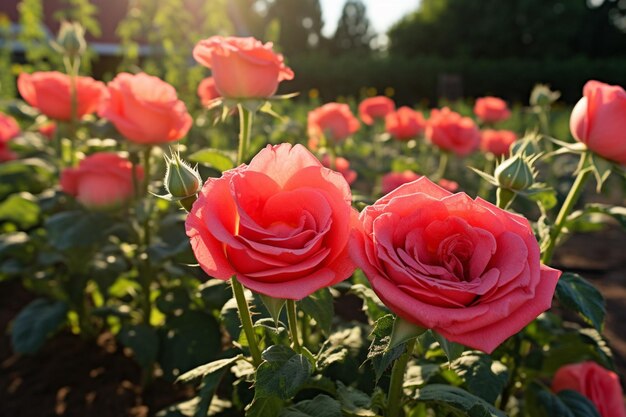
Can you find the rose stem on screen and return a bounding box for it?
[386,338,416,417]
[231,103,263,367]
[63,55,80,166]
[434,151,448,181]
[286,299,302,353]
[541,152,591,264]
[140,145,154,324]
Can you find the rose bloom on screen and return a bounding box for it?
[426,107,480,156]
[385,107,425,141]
[570,80,626,166]
[60,153,144,209]
[0,112,19,162]
[186,144,357,300]
[474,96,511,123]
[552,361,626,417]
[480,129,517,157]
[197,76,221,106]
[321,154,357,185]
[193,36,294,99]
[350,177,561,353]
[18,71,106,121]
[382,171,459,195]
[308,103,360,150]
[359,96,395,125]
[99,73,192,145]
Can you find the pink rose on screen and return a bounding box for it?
[350,177,561,353]
[0,112,19,162]
[321,154,357,185]
[18,71,106,122]
[480,129,517,157]
[307,103,360,150]
[60,152,144,209]
[197,76,221,106]
[474,96,511,123]
[359,96,395,125]
[186,144,357,300]
[570,80,626,166]
[552,362,626,417]
[99,73,192,145]
[426,107,480,156]
[381,170,421,195]
[386,107,425,141]
[438,178,459,192]
[193,36,294,99]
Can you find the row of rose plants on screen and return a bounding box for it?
[0,23,625,417]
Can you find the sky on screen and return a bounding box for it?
[319,0,421,36]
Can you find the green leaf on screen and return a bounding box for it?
[337,381,376,416]
[558,390,601,417]
[280,394,342,417]
[11,299,68,354]
[432,331,465,362]
[177,355,244,383]
[523,183,557,210]
[259,294,286,327]
[413,384,506,417]
[0,193,40,229]
[188,148,235,172]
[451,352,509,404]
[367,314,405,381]
[220,297,242,340]
[255,345,312,400]
[45,210,113,251]
[349,282,388,321]
[579,204,626,230]
[298,288,334,335]
[388,316,426,350]
[555,273,605,332]
[0,158,55,199]
[118,324,159,369]
[526,383,601,417]
[159,311,222,381]
[245,396,284,417]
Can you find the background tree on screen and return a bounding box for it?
[264,0,324,56]
[331,0,373,55]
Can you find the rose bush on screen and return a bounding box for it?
[98,72,192,145]
[186,143,356,299]
[193,36,294,99]
[308,102,360,149]
[350,176,561,353]
[60,152,144,209]
[18,71,106,121]
[570,80,626,166]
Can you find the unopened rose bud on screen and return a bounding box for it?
[495,154,535,191]
[530,84,560,107]
[53,21,86,58]
[164,152,202,203]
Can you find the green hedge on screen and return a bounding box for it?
[285,53,626,105]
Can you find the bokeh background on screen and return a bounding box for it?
[2,0,626,105]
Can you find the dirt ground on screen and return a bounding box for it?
[0,227,625,417]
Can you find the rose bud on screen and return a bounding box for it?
[193,36,294,99]
[474,96,511,123]
[552,361,626,417]
[60,152,144,210]
[570,80,626,166]
[164,152,202,211]
[359,96,395,125]
[18,72,106,121]
[530,84,560,107]
[494,154,535,191]
[53,21,87,58]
